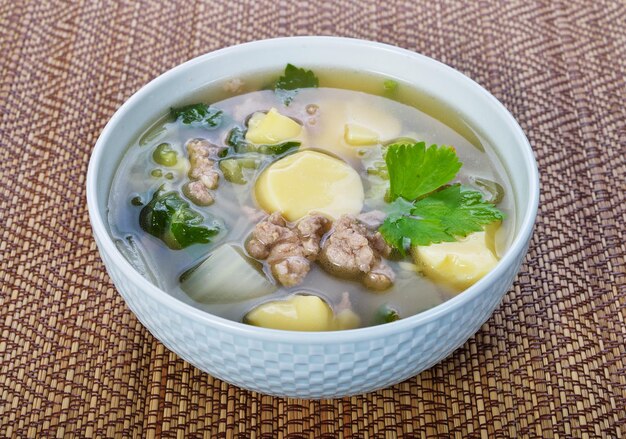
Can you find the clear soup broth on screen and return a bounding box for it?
[108,67,514,330]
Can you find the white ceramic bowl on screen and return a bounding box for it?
[87,37,539,398]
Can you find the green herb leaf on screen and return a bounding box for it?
[412,184,505,236]
[275,63,319,90]
[225,126,300,155]
[226,127,247,151]
[386,142,461,201]
[379,184,505,252]
[373,304,400,325]
[171,103,223,129]
[274,64,319,105]
[139,189,219,249]
[257,141,300,155]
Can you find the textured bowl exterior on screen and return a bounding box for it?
[87,37,539,398]
[96,234,528,398]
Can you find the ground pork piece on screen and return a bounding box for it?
[182,181,214,206]
[267,240,304,264]
[296,215,331,260]
[246,213,295,259]
[267,241,309,286]
[245,213,327,287]
[319,215,395,290]
[363,258,395,290]
[188,156,219,190]
[319,216,375,277]
[186,138,221,160]
[271,256,310,287]
[183,139,221,206]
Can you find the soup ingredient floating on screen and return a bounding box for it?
[378,142,505,253]
[255,150,364,221]
[171,103,223,129]
[245,294,360,331]
[412,228,499,291]
[139,188,220,250]
[274,63,319,105]
[181,244,276,303]
[109,63,512,330]
[246,213,330,287]
[183,139,223,206]
[245,108,302,144]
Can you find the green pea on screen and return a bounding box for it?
[151,169,163,178]
[165,172,174,180]
[153,143,178,167]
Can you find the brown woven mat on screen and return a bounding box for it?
[1,0,625,437]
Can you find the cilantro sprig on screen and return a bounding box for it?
[378,143,505,252]
[386,142,461,201]
[274,64,319,105]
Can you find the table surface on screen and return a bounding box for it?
[1,0,625,437]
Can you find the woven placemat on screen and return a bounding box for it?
[1,0,624,437]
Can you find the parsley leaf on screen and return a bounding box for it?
[274,64,319,105]
[171,103,223,129]
[386,142,461,201]
[379,184,505,252]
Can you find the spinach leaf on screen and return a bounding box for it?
[139,188,219,249]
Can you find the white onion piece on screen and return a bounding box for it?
[181,244,276,303]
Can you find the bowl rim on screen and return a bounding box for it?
[87,36,539,342]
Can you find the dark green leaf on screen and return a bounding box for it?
[170,103,223,129]
[373,304,400,325]
[256,141,300,155]
[275,63,319,90]
[226,127,248,152]
[139,189,219,249]
[274,64,319,105]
